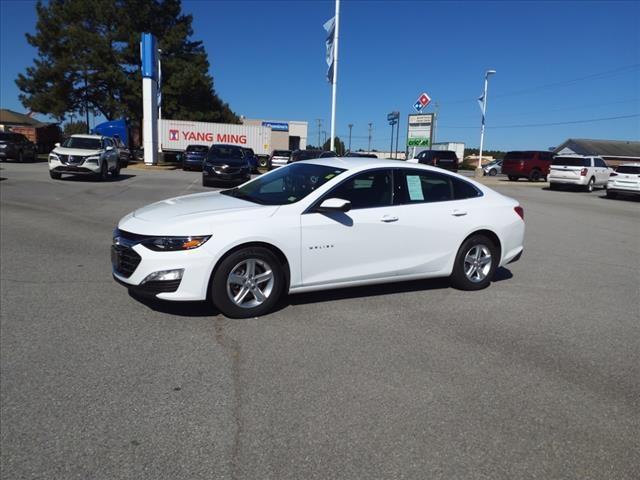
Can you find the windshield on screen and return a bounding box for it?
[552,157,589,167]
[616,165,640,174]
[206,145,244,164]
[186,145,208,153]
[62,137,102,150]
[273,150,291,157]
[221,163,346,205]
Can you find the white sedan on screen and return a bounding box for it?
[112,158,525,318]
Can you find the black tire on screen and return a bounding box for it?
[98,161,108,181]
[585,177,595,192]
[202,177,212,187]
[18,151,24,163]
[549,183,559,190]
[508,175,518,181]
[606,190,617,199]
[211,247,285,318]
[529,170,541,182]
[49,170,61,180]
[488,169,497,176]
[450,234,498,291]
[112,163,121,177]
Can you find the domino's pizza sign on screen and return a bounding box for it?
[413,92,431,113]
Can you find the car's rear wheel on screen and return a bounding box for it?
[529,170,541,182]
[450,234,498,291]
[508,175,518,181]
[212,247,285,318]
[49,170,61,180]
[585,177,595,192]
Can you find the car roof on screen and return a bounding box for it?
[71,134,103,139]
[304,156,454,172]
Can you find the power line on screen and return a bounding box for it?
[439,113,640,129]
[437,63,640,105]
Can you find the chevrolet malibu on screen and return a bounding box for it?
[112,158,525,318]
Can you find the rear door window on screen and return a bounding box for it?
[396,169,454,203]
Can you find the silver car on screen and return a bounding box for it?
[483,160,502,176]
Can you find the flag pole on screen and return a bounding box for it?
[330,0,340,152]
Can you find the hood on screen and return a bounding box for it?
[119,191,278,235]
[53,146,103,156]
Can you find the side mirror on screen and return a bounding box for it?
[55,142,61,148]
[316,198,351,213]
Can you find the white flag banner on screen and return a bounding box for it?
[324,16,336,84]
[477,93,485,125]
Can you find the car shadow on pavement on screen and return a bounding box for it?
[128,291,220,317]
[284,267,513,309]
[61,173,136,183]
[128,268,513,318]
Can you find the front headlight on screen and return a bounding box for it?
[84,155,100,164]
[49,153,59,162]
[141,235,211,252]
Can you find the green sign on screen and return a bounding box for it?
[407,138,430,147]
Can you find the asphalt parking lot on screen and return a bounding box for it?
[1,161,639,479]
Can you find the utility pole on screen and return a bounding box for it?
[394,115,400,160]
[368,123,372,152]
[316,119,322,148]
[348,124,353,152]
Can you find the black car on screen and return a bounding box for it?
[0,132,37,162]
[414,150,459,172]
[202,144,251,187]
[182,144,209,171]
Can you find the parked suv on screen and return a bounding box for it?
[502,150,553,181]
[548,155,611,192]
[48,134,120,180]
[182,144,209,171]
[412,150,459,172]
[606,163,640,199]
[0,132,37,162]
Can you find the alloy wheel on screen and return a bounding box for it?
[463,244,492,283]
[226,258,275,309]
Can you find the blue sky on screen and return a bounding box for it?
[1,0,639,151]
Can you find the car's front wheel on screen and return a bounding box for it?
[97,161,108,181]
[450,234,498,291]
[488,168,497,176]
[212,247,285,318]
[508,175,518,181]
[49,170,61,180]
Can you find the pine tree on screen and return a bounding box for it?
[16,0,239,124]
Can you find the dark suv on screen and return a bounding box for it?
[0,132,37,162]
[502,150,553,181]
[414,150,459,172]
[202,144,251,187]
[182,144,209,171]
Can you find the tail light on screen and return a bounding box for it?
[610,172,618,177]
[580,168,588,176]
[514,206,524,220]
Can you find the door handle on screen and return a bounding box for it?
[452,209,467,217]
[381,215,399,223]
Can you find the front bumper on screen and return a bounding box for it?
[49,157,100,174]
[111,242,215,301]
[203,168,250,183]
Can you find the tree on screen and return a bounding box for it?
[322,137,346,156]
[16,0,239,124]
[63,120,88,136]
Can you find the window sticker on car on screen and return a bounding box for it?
[324,173,337,180]
[406,175,424,201]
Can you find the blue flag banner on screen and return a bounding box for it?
[324,16,336,84]
[478,93,485,125]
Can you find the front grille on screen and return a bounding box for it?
[214,166,240,174]
[111,245,141,278]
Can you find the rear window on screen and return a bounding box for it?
[504,151,533,162]
[273,150,291,157]
[186,145,208,153]
[616,165,640,174]
[209,146,243,159]
[433,151,458,160]
[552,157,589,167]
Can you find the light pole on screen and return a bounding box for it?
[348,124,353,152]
[476,69,496,178]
